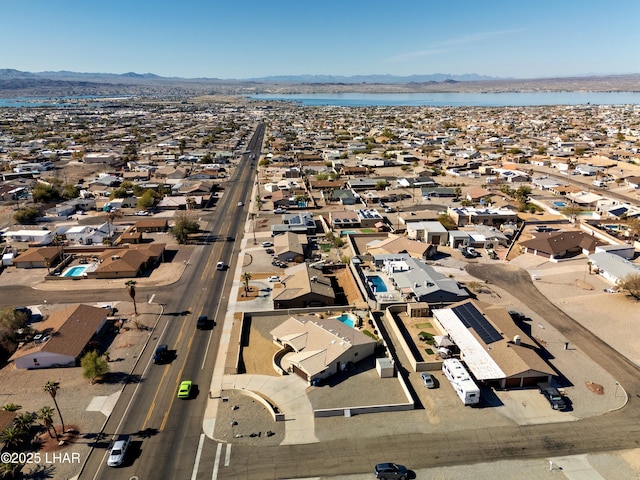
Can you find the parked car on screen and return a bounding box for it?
[268,275,281,282]
[374,462,408,480]
[107,435,131,467]
[538,382,567,411]
[265,248,275,254]
[152,344,168,364]
[261,241,274,247]
[273,208,287,214]
[177,380,192,399]
[420,372,436,389]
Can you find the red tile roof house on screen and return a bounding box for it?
[9,304,108,369]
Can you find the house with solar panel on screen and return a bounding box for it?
[432,300,555,389]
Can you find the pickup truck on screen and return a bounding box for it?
[538,382,567,411]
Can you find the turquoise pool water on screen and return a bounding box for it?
[552,201,567,208]
[340,230,357,235]
[336,314,356,328]
[62,265,89,277]
[368,275,388,293]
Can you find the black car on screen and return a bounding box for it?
[152,344,168,364]
[196,315,209,329]
[538,382,567,411]
[374,462,408,480]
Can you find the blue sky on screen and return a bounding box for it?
[3,0,639,79]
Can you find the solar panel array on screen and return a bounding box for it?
[452,303,503,345]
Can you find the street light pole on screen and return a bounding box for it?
[251,213,257,245]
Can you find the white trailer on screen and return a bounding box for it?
[442,358,480,406]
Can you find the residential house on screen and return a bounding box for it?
[520,230,606,261]
[65,223,111,245]
[432,300,555,389]
[447,206,518,227]
[589,252,640,285]
[274,232,308,263]
[269,314,376,385]
[373,254,469,305]
[272,212,317,236]
[272,264,336,309]
[406,221,448,245]
[12,246,63,269]
[9,304,108,369]
[88,243,165,279]
[134,218,169,232]
[2,228,53,246]
[366,234,435,259]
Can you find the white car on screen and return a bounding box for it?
[268,275,281,282]
[135,210,149,216]
[107,435,130,467]
[420,372,436,389]
[261,241,274,247]
[216,262,225,271]
[237,201,244,207]
[273,208,287,214]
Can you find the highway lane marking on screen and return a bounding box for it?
[212,443,223,480]
[190,433,205,480]
[200,272,227,370]
[140,317,175,430]
[160,331,195,431]
[90,314,170,480]
[148,293,156,304]
[141,363,171,430]
[224,443,231,466]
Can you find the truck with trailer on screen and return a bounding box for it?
[442,358,480,406]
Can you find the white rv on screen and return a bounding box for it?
[442,358,480,406]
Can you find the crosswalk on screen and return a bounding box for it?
[191,434,232,480]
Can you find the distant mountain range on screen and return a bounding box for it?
[245,73,500,83]
[0,69,638,97]
[0,69,496,84]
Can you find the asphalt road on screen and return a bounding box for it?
[78,125,263,479]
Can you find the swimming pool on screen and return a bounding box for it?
[367,275,388,293]
[62,265,89,277]
[552,201,567,208]
[336,313,356,328]
[340,230,357,235]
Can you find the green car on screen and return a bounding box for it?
[177,380,192,399]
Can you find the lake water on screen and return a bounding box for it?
[250,92,640,107]
[0,95,131,108]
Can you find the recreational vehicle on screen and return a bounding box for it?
[442,358,480,406]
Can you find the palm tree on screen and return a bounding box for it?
[37,406,58,439]
[13,412,35,435]
[125,280,138,315]
[241,272,252,294]
[43,381,65,434]
[0,426,23,450]
[104,209,123,244]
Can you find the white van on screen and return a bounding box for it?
[592,180,605,188]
